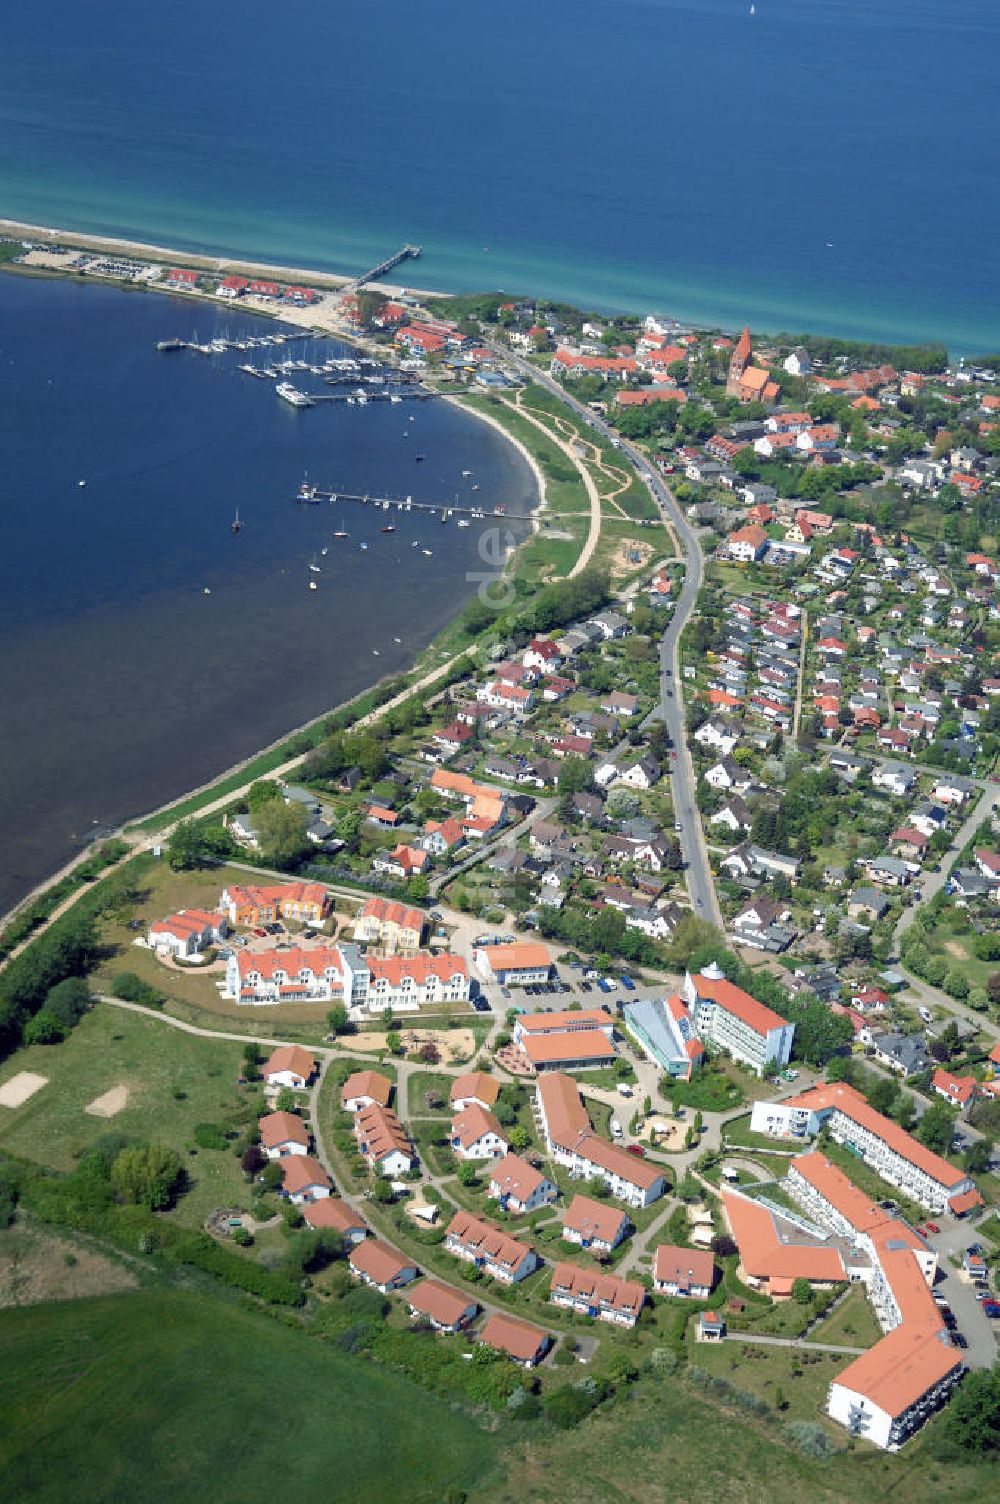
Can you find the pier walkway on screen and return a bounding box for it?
[340,244,422,296]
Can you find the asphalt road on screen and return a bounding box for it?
[496,347,722,927]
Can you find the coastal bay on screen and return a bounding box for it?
[0,275,538,915]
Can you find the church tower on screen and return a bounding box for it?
[727,326,752,397]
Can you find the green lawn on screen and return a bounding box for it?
[0,1006,256,1228]
[810,1285,883,1349]
[0,1291,498,1504]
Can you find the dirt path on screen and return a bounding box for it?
[494,395,602,578]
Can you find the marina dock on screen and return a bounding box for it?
[295,483,531,521]
[340,244,422,296]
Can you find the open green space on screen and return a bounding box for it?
[0,1006,254,1229]
[0,1291,498,1504]
[810,1285,883,1349]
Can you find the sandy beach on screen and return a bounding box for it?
[0,217,446,303]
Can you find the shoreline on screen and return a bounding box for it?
[0,292,552,935]
[0,216,446,303]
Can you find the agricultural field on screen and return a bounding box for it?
[0,1291,499,1504]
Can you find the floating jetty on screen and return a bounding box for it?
[295,482,526,520]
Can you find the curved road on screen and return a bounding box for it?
[495,346,721,927]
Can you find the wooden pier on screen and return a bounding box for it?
[340,244,422,296]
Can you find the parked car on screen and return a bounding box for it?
[924,1222,941,1235]
[625,1144,646,1158]
[580,981,593,993]
[982,1301,1000,1319]
[619,976,636,992]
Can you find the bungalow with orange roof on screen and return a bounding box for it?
[406,1278,478,1332]
[303,1198,367,1244]
[147,908,226,959]
[561,1195,631,1254]
[488,1153,558,1214]
[349,1239,418,1293]
[259,1110,310,1159]
[449,1072,501,1112]
[281,1155,332,1205]
[262,1045,317,1090]
[473,941,553,986]
[445,1211,540,1283]
[478,1312,551,1367]
[549,1263,645,1328]
[450,1103,509,1162]
[930,1068,977,1114]
[340,1069,393,1113]
[652,1244,716,1299]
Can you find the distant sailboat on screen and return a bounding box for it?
[749,2,755,13]
[309,579,318,591]
[231,507,243,535]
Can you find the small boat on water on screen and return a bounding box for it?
[156,338,185,352]
[321,546,329,556]
[309,579,318,591]
[415,454,425,462]
[380,525,396,533]
[412,540,420,549]
[457,519,470,528]
[461,469,472,477]
[78,479,87,488]
[360,542,369,551]
[422,548,433,557]
[309,556,322,573]
[372,649,380,657]
[203,587,211,596]
[231,507,243,535]
[393,636,402,644]
[333,531,350,539]
[471,484,480,492]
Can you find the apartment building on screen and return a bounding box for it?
[549,1263,645,1327]
[749,1082,978,1214]
[444,1211,540,1284]
[681,963,795,1075]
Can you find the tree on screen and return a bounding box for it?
[917,1099,956,1154]
[963,1139,992,1175]
[791,1278,812,1305]
[407,875,429,901]
[22,1009,66,1045]
[509,1126,530,1153]
[110,1145,182,1210]
[457,1162,479,1187]
[275,1087,297,1113]
[254,800,309,866]
[246,780,283,812]
[943,967,970,1000]
[371,1174,394,1203]
[241,1144,266,1176]
[935,1365,1000,1456]
[385,1030,402,1055]
[43,977,91,1030]
[327,1003,349,1035]
[868,1077,899,1115]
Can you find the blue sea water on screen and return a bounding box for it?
[1,0,998,349]
[0,275,536,911]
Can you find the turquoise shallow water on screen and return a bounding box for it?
[1,0,998,350]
